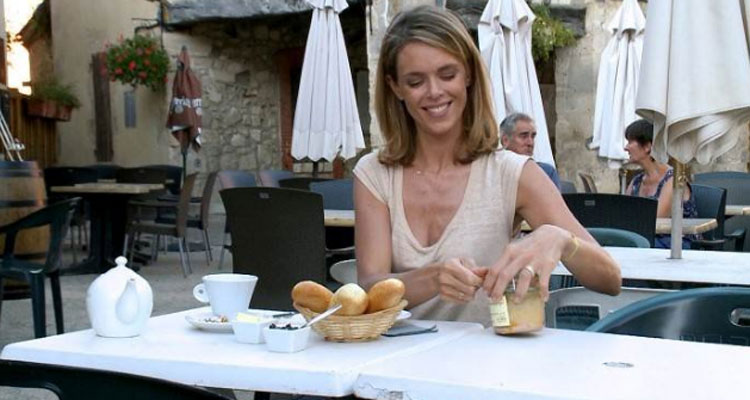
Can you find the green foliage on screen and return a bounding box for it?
[30,79,81,108]
[105,34,170,91]
[531,4,575,63]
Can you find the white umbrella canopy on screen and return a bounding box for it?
[635,0,750,258]
[478,0,555,166]
[589,0,645,168]
[291,0,365,163]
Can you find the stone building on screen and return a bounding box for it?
[19,0,749,198]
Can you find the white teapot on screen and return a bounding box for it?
[86,256,153,337]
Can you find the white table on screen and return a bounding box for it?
[553,247,750,285]
[726,205,750,216]
[355,328,750,400]
[324,209,355,227]
[0,307,482,396]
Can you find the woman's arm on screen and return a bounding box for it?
[483,162,621,302]
[354,177,484,307]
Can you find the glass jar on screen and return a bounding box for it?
[489,285,544,335]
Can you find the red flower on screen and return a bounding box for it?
[114,68,123,75]
[138,71,148,79]
[128,61,136,71]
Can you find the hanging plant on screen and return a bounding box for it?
[105,34,169,91]
[531,4,575,63]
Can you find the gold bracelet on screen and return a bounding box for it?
[562,232,580,263]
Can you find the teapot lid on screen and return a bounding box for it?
[115,256,128,268]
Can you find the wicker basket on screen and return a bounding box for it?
[293,300,408,342]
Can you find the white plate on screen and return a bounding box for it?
[185,312,233,333]
[185,310,302,333]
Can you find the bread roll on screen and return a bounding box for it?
[329,283,369,316]
[366,278,405,313]
[292,281,333,313]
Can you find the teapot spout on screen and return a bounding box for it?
[116,278,140,324]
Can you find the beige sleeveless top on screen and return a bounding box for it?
[353,150,529,326]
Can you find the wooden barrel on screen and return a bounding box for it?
[0,160,48,299]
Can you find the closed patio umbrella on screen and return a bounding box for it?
[478,0,555,166]
[291,0,364,173]
[636,0,750,258]
[166,46,202,183]
[589,0,645,169]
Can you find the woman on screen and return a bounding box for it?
[625,119,698,249]
[354,6,620,326]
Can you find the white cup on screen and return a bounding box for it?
[193,274,258,319]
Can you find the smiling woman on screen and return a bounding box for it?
[353,5,621,328]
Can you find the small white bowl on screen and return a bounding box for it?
[231,318,273,344]
[263,325,311,353]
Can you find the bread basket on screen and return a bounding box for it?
[293,300,408,342]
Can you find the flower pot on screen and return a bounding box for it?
[26,99,73,121]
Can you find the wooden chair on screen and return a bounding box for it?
[0,198,80,338]
[125,174,197,277]
[578,172,598,193]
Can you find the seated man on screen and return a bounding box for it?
[500,112,561,190]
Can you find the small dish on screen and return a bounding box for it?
[185,311,233,333]
[231,313,275,344]
[263,324,311,353]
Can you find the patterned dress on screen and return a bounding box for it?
[629,168,699,248]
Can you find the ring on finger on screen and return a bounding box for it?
[523,265,536,276]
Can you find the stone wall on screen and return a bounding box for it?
[553,0,749,193]
[163,8,368,180]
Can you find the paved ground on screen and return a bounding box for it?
[0,214,288,399]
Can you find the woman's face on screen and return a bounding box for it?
[387,42,469,141]
[624,139,651,163]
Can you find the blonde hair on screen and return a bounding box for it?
[375,5,499,166]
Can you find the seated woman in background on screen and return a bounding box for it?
[625,119,698,249]
[353,5,621,327]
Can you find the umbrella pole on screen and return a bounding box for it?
[181,144,188,186]
[669,160,687,259]
[312,161,319,178]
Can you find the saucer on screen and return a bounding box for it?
[185,312,233,333]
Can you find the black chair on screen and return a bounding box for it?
[216,170,258,270]
[694,172,750,251]
[0,198,80,338]
[144,164,183,195]
[563,193,657,247]
[220,187,328,310]
[278,177,331,191]
[84,163,122,180]
[587,227,650,248]
[560,180,577,194]
[125,174,197,277]
[310,179,354,210]
[0,360,232,400]
[43,167,98,261]
[691,184,745,251]
[258,169,294,187]
[310,179,355,268]
[587,286,750,346]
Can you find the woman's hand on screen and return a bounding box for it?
[483,225,572,303]
[436,258,487,304]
